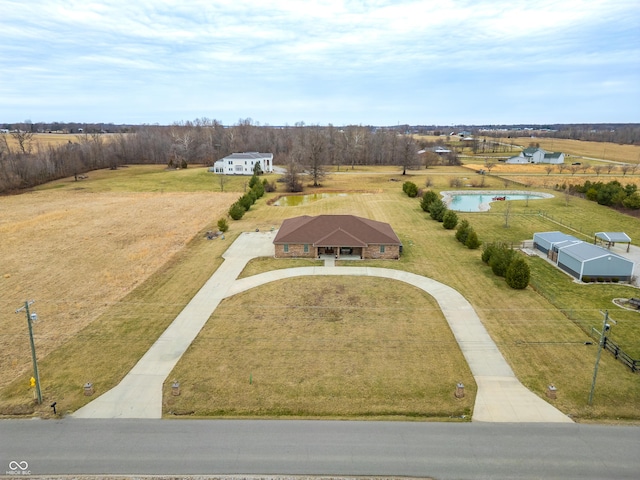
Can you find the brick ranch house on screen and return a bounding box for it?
[273,215,402,260]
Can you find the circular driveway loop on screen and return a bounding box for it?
[74,231,572,423]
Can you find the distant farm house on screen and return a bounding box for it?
[210,152,274,175]
[273,214,402,260]
[506,147,565,165]
[417,146,451,155]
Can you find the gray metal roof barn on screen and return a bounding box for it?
[556,242,635,281]
[533,231,580,254]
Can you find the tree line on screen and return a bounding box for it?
[0,119,447,193]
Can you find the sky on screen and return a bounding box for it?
[1,0,639,126]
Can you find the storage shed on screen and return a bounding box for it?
[533,231,580,254]
[556,242,635,282]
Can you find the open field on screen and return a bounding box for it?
[164,276,475,419]
[1,163,639,420]
[415,133,640,165]
[0,166,238,391]
[508,137,640,164]
[1,132,120,152]
[461,163,640,191]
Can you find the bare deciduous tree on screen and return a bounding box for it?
[282,157,303,192]
[300,126,327,187]
[593,165,603,176]
[398,135,418,175]
[422,151,440,169]
[484,159,496,174]
[503,201,512,228]
[11,125,34,154]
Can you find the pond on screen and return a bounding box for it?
[441,191,553,212]
[272,193,350,206]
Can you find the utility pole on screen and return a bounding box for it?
[15,300,42,404]
[588,310,615,406]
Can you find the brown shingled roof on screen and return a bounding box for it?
[273,215,401,246]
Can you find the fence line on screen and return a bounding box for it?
[531,281,639,374]
[537,211,593,239]
[603,336,639,373]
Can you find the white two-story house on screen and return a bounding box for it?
[210,152,274,175]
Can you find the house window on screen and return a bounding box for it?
[284,244,289,253]
[380,245,385,253]
[304,244,309,253]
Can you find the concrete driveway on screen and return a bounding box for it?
[74,231,571,423]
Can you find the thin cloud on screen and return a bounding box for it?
[0,0,638,124]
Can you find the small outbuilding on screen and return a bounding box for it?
[594,232,632,252]
[533,231,580,254]
[533,231,635,282]
[556,242,634,282]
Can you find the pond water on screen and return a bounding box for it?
[272,193,349,206]
[443,192,550,212]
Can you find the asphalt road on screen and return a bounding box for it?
[1,420,639,479]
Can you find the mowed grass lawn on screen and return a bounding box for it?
[1,164,639,421]
[164,277,475,419]
[164,166,640,421]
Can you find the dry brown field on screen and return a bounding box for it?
[1,133,118,152]
[0,186,237,388]
[464,162,640,190]
[501,137,640,164]
[415,134,640,165]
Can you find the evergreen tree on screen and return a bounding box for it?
[465,229,481,249]
[217,217,229,233]
[429,199,447,221]
[455,219,471,243]
[403,181,418,197]
[420,190,439,212]
[506,257,530,289]
[481,242,497,263]
[442,210,458,229]
[489,246,516,276]
[228,202,245,220]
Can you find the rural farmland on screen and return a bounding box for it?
[1,160,639,422]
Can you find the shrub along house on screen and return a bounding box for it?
[273,215,402,260]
